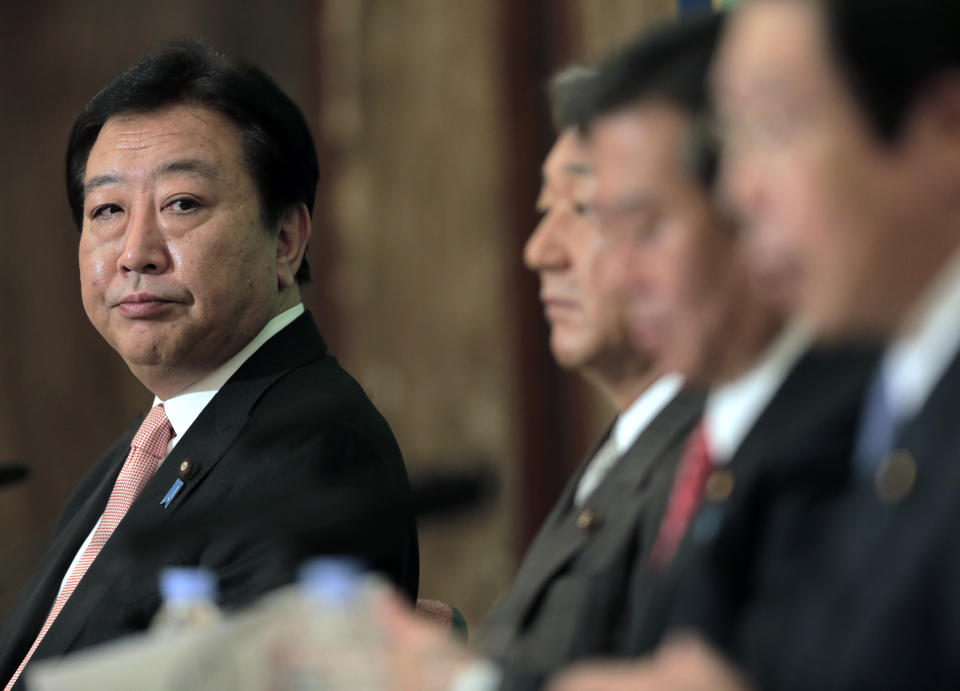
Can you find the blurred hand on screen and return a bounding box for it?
[548,634,755,691]
[378,591,479,691]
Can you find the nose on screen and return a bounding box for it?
[118,207,170,276]
[524,210,570,274]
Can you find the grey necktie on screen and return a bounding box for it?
[574,434,622,507]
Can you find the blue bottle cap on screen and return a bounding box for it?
[159,566,217,603]
[298,557,363,602]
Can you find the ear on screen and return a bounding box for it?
[275,203,312,290]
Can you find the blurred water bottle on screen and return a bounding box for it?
[271,557,387,690]
[151,566,223,633]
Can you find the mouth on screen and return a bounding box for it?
[114,293,180,319]
[542,297,579,321]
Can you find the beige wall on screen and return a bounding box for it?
[571,0,676,59]
[317,0,515,625]
[1,0,676,631]
[315,0,677,626]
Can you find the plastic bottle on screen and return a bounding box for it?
[151,566,223,633]
[270,557,387,689]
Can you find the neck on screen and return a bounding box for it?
[705,301,784,387]
[139,289,302,400]
[583,356,660,413]
[890,230,960,339]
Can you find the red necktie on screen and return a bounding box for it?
[650,421,713,570]
[5,405,173,690]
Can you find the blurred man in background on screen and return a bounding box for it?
[554,5,870,673]
[476,63,702,687]
[554,0,960,688]
[0,41,417,690]
[381,11,847,690]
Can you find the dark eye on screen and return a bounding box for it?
[573,202,595,217]
[166,197,200,213]
[633,216,663,244]
[91,204,123,220]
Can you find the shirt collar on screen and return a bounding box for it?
[883,246,960,424]
[153,303,305,445]
[612,374,685,454]
[705,322,812,464]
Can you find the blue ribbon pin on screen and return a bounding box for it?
[160,478,184,509]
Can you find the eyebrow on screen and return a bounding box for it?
[84,158,220,196]
[564,161,592,176]
[609,192,659,216]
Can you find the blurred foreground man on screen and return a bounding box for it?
[554,0,960,688]
[0,41,417,689]
[716,0,960,687]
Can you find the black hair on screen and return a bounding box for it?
[576,11,726,190]
[823,0,960,142]
[66,39,318,283]
[547,65,599,132]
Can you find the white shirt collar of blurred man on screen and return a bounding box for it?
[882,246,960,426]
[705,322,813,465]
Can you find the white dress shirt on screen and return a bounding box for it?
[703,323,812,465]
[574,374,684,506]
[881,247,960,426]
[56,304,305,598]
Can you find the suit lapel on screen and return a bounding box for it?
[31,312,328,659]
[593,389,703,499]
[485,388,703,649]
[487,426,615,624]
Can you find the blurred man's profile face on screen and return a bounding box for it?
[525,129,649,373]
[714,0,946,337]
[588,102,741,381]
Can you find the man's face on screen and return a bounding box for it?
[589,102,749,381]
[714,0,950,337]
[525,129,646,373]
[79,105,287,397]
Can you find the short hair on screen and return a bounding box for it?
[822,0,960,142]
[547,65,599,132]
[66,39,318,283]
[576,11,726,190]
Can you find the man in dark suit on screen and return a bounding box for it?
[554,0,960,688]
[379,15,794,691]
[550,9,876,672]
[0,41,417,689]
[476,66,702,685]
[713,1,960,687]
[373,59,711,691]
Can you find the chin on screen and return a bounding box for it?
[549,336,592,371]
[112,337,169,368]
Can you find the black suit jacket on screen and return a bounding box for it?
[738,345,960,690]
[0,312,418,686]
[619,345,877,660]
[479,388,703,689]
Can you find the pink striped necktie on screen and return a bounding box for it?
[5,404,173,690]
